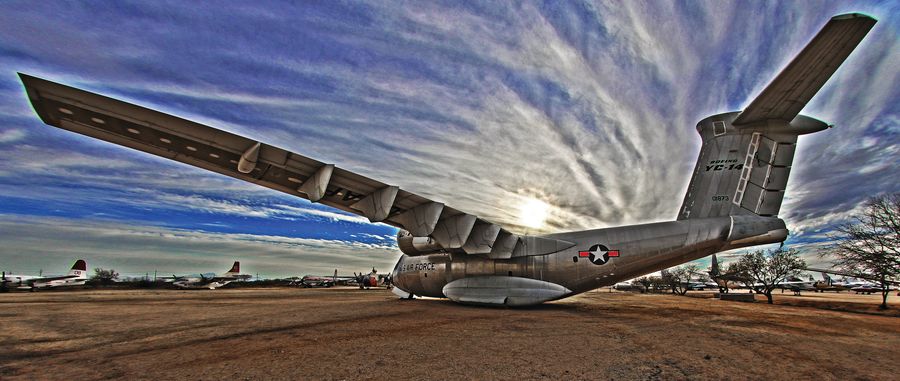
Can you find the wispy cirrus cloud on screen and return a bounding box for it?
[0,1,896,276]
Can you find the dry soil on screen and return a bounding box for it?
[1,288,898,380]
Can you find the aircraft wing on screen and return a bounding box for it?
[804,268,900,286]
[19,73,573,259]
[25,275,79,283]
[732,13,877,126]
[212,275,251,282]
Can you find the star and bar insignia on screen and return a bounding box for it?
[578,244,619,265]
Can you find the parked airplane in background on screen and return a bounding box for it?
[355,268,376,289]
[172,261,251,289]
[296,269,357,288]
[613,282,645,292]
[19,14,876,306]
[1,260,88,291]
[851,285,886,295]
[708,254,753,293]
[709,255,818,295]
[776,276,818,295]
[806,267,899,295]
[814,273,853,292]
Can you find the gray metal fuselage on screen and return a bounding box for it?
[392,216,784,299]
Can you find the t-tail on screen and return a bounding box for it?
[67,259,88,279]
[678,13,876,247]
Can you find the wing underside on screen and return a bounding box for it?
[19,74,573,259]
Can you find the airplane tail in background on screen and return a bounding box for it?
[223,261,240,275]
[677,14,876,221]
[710,254,720,277]
[67,259,88,279]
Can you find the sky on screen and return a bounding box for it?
[0,1,897,279]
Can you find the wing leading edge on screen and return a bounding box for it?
[19,73,573,259]
[732,13,877,126]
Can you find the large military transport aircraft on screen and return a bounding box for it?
[1,259,89,291]
[19,14,876,306]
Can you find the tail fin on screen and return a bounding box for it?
[822,272,833,285]
[678,14,875,220]
[67,259,87,279]
[709,254,720,277]
[225,261,240,275]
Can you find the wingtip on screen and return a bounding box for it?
[831,12,878,22]
[17,72,32,84]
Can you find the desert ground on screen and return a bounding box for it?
[1,288,898,380]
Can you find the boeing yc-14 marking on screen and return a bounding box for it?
[19,14,876,306]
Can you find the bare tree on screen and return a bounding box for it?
[820,193,900,310]
[634,276,652,293]
[734,248,806,304]
[92,268,119,285]
[645,276,665,293]
[663,264,702,295]
[710,261,753,294]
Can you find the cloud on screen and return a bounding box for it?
[0,2,896,275]
[0,128,26,143]
[0,215,399,278]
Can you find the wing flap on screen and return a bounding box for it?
[732,13,876,126]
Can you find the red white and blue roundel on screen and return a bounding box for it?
[578,244,620,265]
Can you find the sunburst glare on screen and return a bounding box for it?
[518,198,549,229]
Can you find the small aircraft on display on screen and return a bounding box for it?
[171,261,251,289]
[1,260,89,291]
[806,268,898,295]
[708,254,754,293]
[354,268,390,290]
[19,14,877,306]
[295,269,356,288]
[775,276,819,295]
[813,273,848,292]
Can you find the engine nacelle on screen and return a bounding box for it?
[397,230,445,256]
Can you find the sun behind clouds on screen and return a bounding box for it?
[518,198,549,229]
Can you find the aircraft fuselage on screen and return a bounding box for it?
[392,216,786,303]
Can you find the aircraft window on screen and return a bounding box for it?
[713,121,726,136]
[508,271,513,277]
[424,273,427,277]
[572,256,578,263]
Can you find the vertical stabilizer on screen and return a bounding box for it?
[678,14,875,220]
[677,113,829,220]
[224,261,240,275]
[67,259,88,279]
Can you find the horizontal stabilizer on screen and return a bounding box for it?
[732,13,876,126]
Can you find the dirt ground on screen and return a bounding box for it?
[1,288,898,380]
